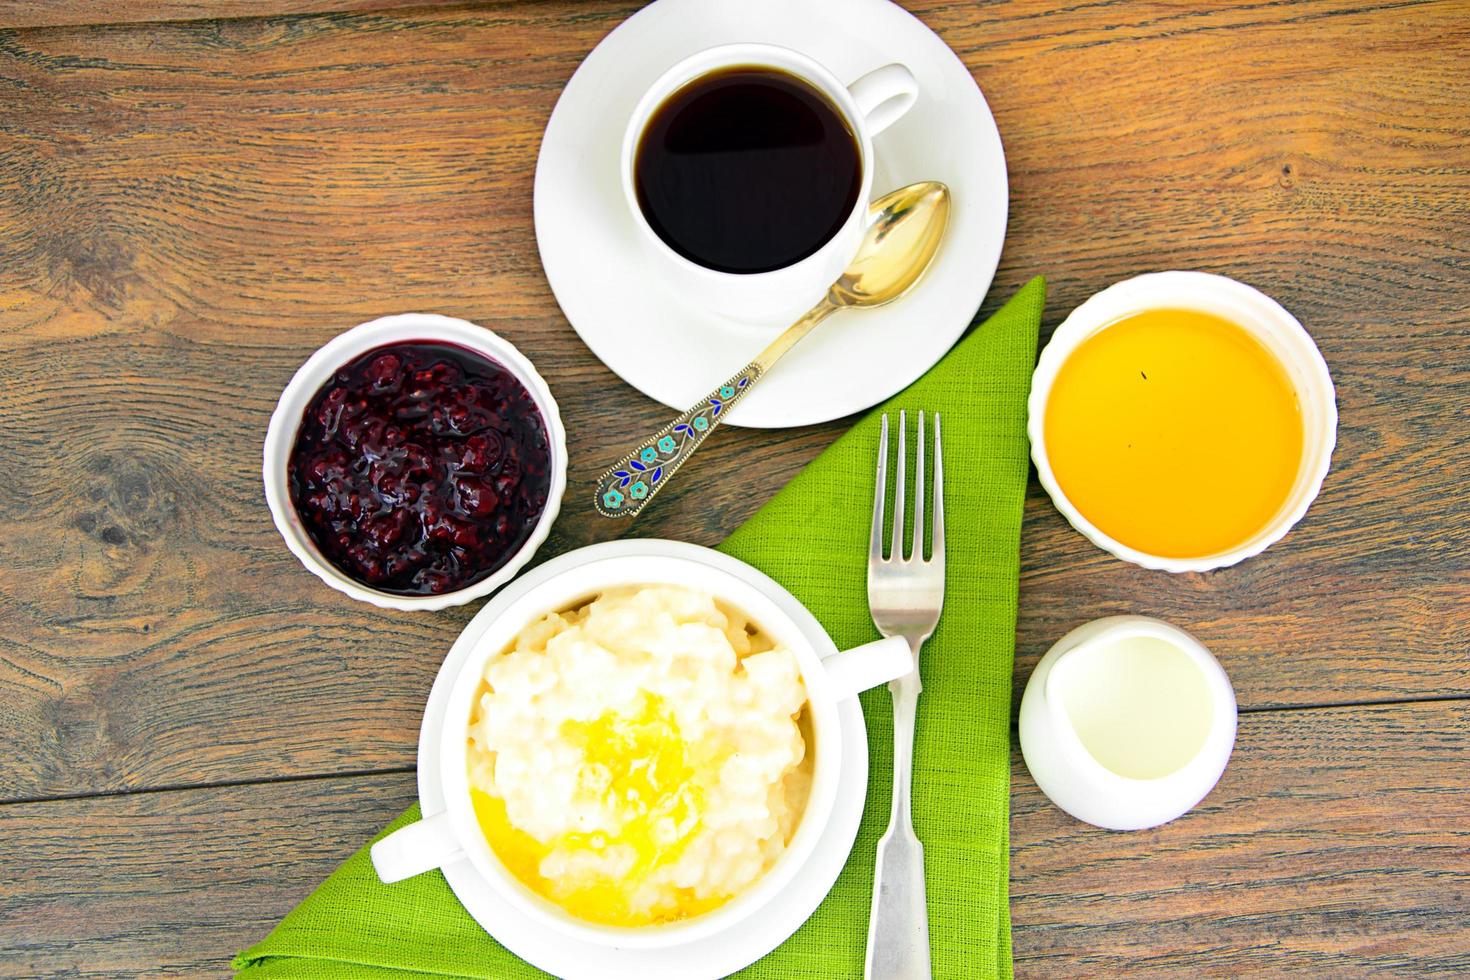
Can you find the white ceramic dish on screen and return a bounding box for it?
[1019,616,1237,830]
[534,0,1008,428]
[262,313,567,612]
[371,544,910,946]
[373,540,882,975]
[619,41,918,324]
[1028,271,1337,573]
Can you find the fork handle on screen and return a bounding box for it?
[866,669,931,979]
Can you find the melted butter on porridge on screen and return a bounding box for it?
[466,585,811,926]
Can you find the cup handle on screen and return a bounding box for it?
[821,635,914,701]
[846,63,919,139]
[371,810,463,884]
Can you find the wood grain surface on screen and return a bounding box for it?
[0,0,1466,975]
[0,1,471,31]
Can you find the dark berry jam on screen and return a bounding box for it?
[288,341,552,596]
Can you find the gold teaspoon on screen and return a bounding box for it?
[595,180,951,519]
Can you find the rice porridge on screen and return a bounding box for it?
[466,584,812,926]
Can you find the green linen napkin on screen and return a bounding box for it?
[234,276,1044,980]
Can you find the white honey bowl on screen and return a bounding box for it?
[1027,271,1337,573]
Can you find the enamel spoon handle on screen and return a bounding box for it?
[593,299,836,519]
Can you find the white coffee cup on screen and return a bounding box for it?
[370,542,912,950]
[620,42,919,325]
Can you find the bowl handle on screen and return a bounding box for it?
[371,811,462,884]
[821,635,913,701]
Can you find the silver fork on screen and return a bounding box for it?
[865,409,944,980]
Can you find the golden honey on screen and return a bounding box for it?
[1043,308,1304,559]
[472,694,724,927]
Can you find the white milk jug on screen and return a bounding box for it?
[1019,616,1237,830]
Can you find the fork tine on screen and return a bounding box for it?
[891,409,907,561]
[931,412,945,563]
[870,414,889,564]
[912,410,926,562]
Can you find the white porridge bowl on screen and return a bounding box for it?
[370,541,911,950]
[262,313,567,611]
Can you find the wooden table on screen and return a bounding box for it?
[0,0,1465,975]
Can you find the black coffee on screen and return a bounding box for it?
[634,66,862,274]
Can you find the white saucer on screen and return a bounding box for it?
[418,540,871,980]
[534,0,1008,428]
